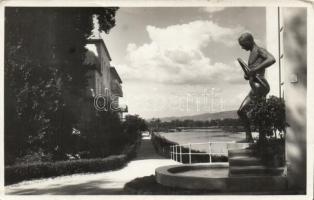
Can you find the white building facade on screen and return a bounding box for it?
[266,7,307,193]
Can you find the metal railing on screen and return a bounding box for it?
[170,141,237,164]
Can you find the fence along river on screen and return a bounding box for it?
[159,128,256,164]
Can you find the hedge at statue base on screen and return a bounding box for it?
[250,138,285,167]
[248,96,287,167]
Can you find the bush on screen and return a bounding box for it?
[249,95,287,140]
[151,132,176,158]
[249,96,287,167]
[5,155,126,185]
[122,139,142,161]
[14,149,54,164]
[252,138,285,167]
[5,139,141,185]
[77,110,124,158]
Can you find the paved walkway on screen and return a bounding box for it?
[5,136,178,195]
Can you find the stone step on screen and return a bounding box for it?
[229,165,285,177]
[228,149,254,158]
[229,156,262,166]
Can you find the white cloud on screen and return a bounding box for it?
[201,7,226,13]
[146,20,241,48]
[117,20,244,85]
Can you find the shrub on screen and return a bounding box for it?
[5,155,126,185]
[5,140,140,185]
[249,95,287,167]
[122,139,142,161]
[14,149,54,164]
[252,138,285,167]
[151,132,176,158]
[249,95,287,140]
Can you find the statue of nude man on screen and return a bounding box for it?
[237,32,276,142]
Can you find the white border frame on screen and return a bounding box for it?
[0,1,313,200]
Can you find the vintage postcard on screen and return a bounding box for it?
[0,0,313,199]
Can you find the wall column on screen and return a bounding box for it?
[282,7,307,193]
[265,7,281,97]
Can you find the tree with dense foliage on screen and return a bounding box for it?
[147,118,241,132]
[123,115,148,142]
[5,7,119,165]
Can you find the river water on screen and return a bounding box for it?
[159,128,258,154]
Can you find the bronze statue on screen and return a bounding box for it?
[237,33,276,142]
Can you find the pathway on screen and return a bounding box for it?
[5,136,178,195]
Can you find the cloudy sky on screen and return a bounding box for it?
[103,7,266,119]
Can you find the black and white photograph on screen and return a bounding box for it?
[1,0,312,198]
